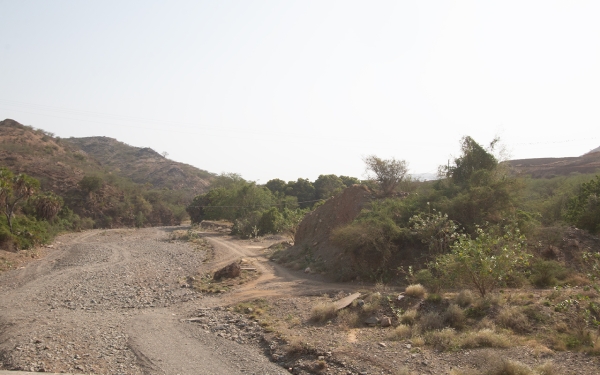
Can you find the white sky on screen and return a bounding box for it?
[1,1,599,183]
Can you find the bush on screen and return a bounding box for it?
[455,289,474,307]
[444,304,466,329]
[529,260,568,288]
[414,269,442,293]
[310,303,337,323]
[424,328,457,351]
[432,225,531,297]
[419,312,445,332]
[405,284,426,298]
[399,309,418,325]
[565,175,600,233]
[497,307,531,333]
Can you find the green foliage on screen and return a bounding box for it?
[285,178,316,208]
[444,136,499,186]
[431,225,531,297]
[331,199,413,279]
[529,259,568,287]
[31,192,63,220]
[363,155,408,196]
[265,178,287,195]
[0,168,40,233]
[313,174,345,200]
[339,175,360,187]
[77,175,103,193]
[409,209,460,254]
[565,175,600,233]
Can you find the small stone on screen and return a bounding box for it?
[380,316,392,327]
[304,267,311,273]
[364,316,380,326]
[378,342,387,348]
[405,344,412,349]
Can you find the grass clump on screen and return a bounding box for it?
[497,306,531,333]
[459,329,510,349]
[419,311,445,332]
[455,289,474,307]
[444,303,466,329]
[399,309,418,325]
[424,328,457,351]
[388,324,414,340]
[405,284,426,298]
[530,260,568,287]
[310,302,337,323]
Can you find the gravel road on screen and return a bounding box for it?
[0,227,287,375]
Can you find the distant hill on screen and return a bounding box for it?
[587,145,600,154]
[506,151,600,178]
[0,119,213,199]
[65,136,212,196]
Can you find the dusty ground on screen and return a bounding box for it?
[1,227,599,374]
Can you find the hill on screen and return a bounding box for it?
[0,119,213,199]
[505,150,600,178]
[65,136,212,198]
[0,118,102,194]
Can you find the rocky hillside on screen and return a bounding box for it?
[0,119,102,194]
[0,119,213,199]
[66,136,212,196]
[506,150,600,178]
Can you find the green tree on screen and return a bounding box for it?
[443,136,498,186]
[286,178,316,208]
[0,168,40,233]
[363,155,408,196]
[314,174,346,200]
[565,175,600,233]
[78,175,103,194]
[339,175,360,187]
[431,225,530,297]
[32,192,63,220]
[265,178,287,195]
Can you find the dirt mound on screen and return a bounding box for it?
[272,185,374,278]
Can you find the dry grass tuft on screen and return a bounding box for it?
[399,309,418,325]
[405,284,426,298]
[444,303,466,329]
[460,329,510,349]
[456,289,474,307]
[419,311,445,332]
[497,306,531,333]
[424,328,457,351]
[388,324,414,340]
[337,308,361,328]
[310,302,337,323]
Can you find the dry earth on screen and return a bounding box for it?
[1,227,599,375]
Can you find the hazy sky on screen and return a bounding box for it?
[1,1,599,183]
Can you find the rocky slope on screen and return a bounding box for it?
[66,136,212,196]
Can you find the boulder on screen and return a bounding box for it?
[213,262,241,280]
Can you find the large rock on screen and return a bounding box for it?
[213,262,241,280]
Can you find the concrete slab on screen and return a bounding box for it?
[333,292,361,310]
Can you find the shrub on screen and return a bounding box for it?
[414,269,443,293]
[432,225,531,297]
[399,309,418,325]
[459,329,510,349]
[424,328,457,351]
[405,284,426,298]
[497,307,531,333]
[419,312,445,332]
[444,304,466,329]
[564,175,600,233]
[388,324,413,340]
[530,260,568,288]
[455,289,474,307]
[310,303,337,323]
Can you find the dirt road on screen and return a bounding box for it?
[0,227,296,375]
